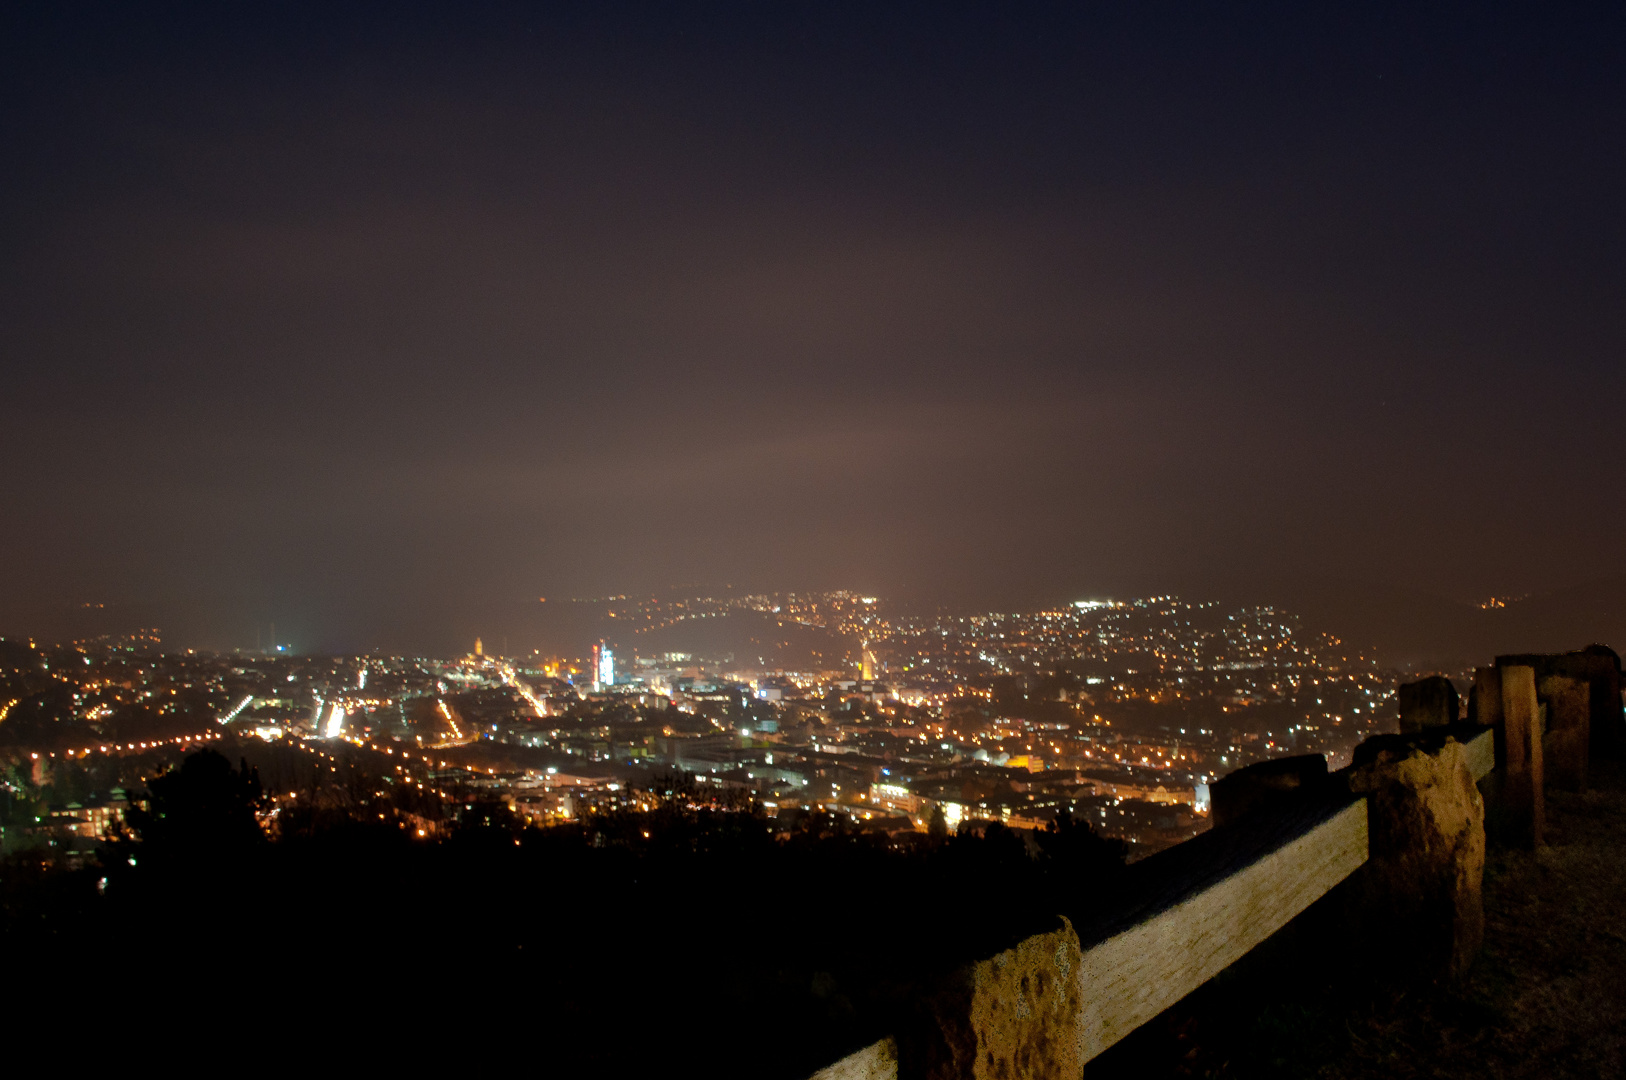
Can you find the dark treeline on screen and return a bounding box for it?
[2,747,1126,1075]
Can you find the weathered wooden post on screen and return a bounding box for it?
[1499,664,1544,848]
[1397,676,1458,732]
[1537,672,1589,792]
[1345,733,1486,979]
[1580,645,1626,758]
[1470,663,1547,847]
[1469,665,1502,729]
[1495,646,1625,759]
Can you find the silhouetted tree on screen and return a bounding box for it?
[1035,807,1129,884]
[927,803,949,840]
[123,749,264,859]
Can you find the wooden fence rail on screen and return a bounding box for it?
[809,726,1495,1080]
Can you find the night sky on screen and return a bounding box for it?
[3,3,1624,655]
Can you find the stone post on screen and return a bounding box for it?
[1537,673,1589,792]
[1208,754,1328,829]
[1397,676,1459,732]
[1345,736,1486,979]
[1498,665,1544,848]
[903,921,1084,1080]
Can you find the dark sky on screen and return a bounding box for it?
[3,3,1624,655]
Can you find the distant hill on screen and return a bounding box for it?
[1263,575,1626,670]
[1491,575,1626,656]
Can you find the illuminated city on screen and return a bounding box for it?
[0,591,1407,866]
[3,4,1624,1076]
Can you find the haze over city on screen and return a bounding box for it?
[3,4,1624,659]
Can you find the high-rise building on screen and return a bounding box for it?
[592,641,615,692]
[475,637,484,657]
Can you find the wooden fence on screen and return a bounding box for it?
[806,720,1499,1080]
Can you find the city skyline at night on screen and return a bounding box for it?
[2,6,1624,1074]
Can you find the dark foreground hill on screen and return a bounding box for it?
[0,749,1123,1076]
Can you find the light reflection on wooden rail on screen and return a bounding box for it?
[813,727,1493,1080]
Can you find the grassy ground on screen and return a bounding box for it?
[1319,759,1626,1079]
